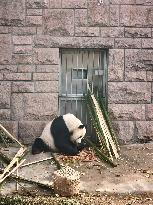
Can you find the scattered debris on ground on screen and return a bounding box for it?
[0,193,153,205]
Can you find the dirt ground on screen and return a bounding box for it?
[0,143,153,204]
[0,192,153,205]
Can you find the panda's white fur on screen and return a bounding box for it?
[63,113,86,143]
[39,120,58,151]
[32,113,86,155]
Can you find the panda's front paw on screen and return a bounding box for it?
[77,141,88,151]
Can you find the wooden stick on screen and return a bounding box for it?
[0,124,23,147]
[20,157,53,168]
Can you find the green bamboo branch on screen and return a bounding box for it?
[84,138,117,167]
[97,95,120,152]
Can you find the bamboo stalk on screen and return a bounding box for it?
[0,147,27,181]
[51,153,62,170]
[16,159,19,191]
[10,174,53,189]
[0,159,26,184]
[97,95,120,152]
[85,138,117,167]
[20,157,53,168]
[0,124,23,147]
[0,169,54,190]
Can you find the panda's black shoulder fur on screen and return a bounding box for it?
[50,115,81,155]
[51,115,72,143]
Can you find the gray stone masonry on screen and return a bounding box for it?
[0,0,153,144]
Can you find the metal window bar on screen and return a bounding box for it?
[59,49,108,137]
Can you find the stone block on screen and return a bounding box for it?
[62,0,87,8]
[112,121,134,144]
[0,109,10,120]
[0,121,18,138]
[125,49,153,71]
[26,16,42,26]
[115,38,141,48]
[14,45,33,54]
[18,121,48,144]
[27,9,42,16]
[34,48,59,64]
[0,82,11,108]
[142,39,153,48]
[136,121,153,141]
[0,34,12,64]
[43,9,74,36]
[108,104,145,121]
[0,26,9,33]
[101,27,124,38]
[12,54,33,64]
[120,5,153,27]
[146,104,153,120]
[35,81,58,92]
[135,0,153,5]
[147,71,153,81]
[0,65,17,73]
[36,65,59,73]
[4,73,31,81]
[108,82,151,103]
[110,0,135,3]
[75,27,99,37]
[110,5,119,26]
[125,28,151,38]
[75,9,87,27]
[0,73,3,80]
[108,49,124,81]
[33,73,58,81]
[88,2,109,26]
[23,93,58,120]
[34,36,114,48]
[125,71,147,81]
[12,36,32,45]
[18,65,36,73]
[26,0,49,8]
[12,82,34,93]
[11,27,37,35]
[0,0,25,26]
[50,0,61,8]
[11,93,24,120]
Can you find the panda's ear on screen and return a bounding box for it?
[78,124,86,129]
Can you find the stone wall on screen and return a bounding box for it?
[0,0,153,144]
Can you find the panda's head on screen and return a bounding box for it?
[70,124,86,144]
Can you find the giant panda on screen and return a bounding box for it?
[32,113,87,156]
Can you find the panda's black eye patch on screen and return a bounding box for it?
[78,125,85,129]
